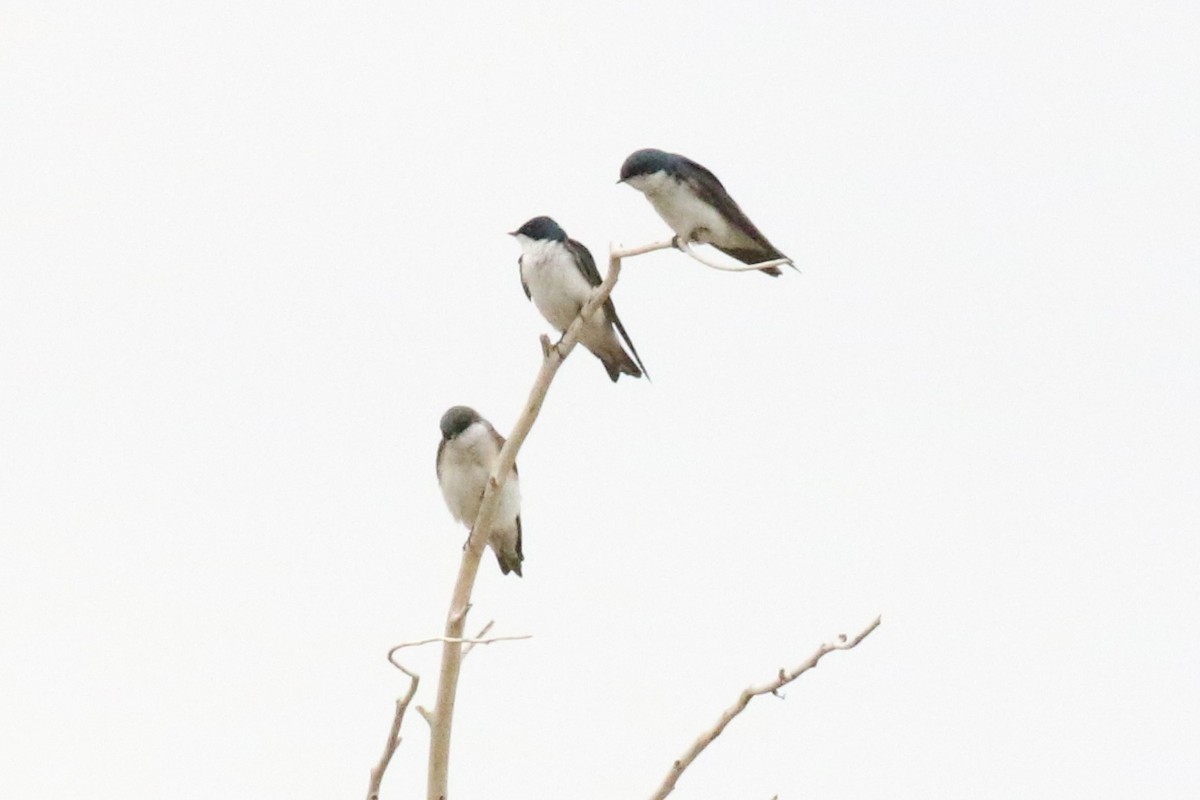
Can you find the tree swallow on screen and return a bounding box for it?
[436,405,524,577]
[618,148,792,277]
[510,216,649,382]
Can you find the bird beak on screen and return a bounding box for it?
[507,231,518,237]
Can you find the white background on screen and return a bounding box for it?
[2,2,1198,798]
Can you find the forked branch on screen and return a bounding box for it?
[649,616,882,800]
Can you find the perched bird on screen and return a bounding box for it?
[435,405,524,577]
[618,148,792,276]
[510,216,649,382]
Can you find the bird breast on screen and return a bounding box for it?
[629,172,736,246]
[520,240,595,332]
[439,424,520,528]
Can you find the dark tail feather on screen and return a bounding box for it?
[495,547,523,577]
[493,521,524,577]
[601,349,642,383]
[609,312,650,382]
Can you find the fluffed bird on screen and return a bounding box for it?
[510,215,649,382]
[436,405,524,577]
[619,148,792,276]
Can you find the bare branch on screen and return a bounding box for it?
[366,663,420,800]
[462,620,494,658]
[612,238,677,259]
[611,236,793,273]
[387,632,532,660]
[648,616,882,800]
[675,239,793,273]
[424,240,653,800]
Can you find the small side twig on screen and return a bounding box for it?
[649,616,882,800]
[675,239,793,273]
[367,663,420,800]
[613,238,677,259]
[462,620,495,657]
[388,631,531,660]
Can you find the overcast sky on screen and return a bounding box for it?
[2,2,1198,798]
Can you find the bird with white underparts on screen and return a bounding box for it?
[436,405,524,577]
[618,148,793,277]
[510,215,649,382]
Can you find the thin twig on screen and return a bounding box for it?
[676,239,793,273]
[401,623,514,733]
[388,632,532,660]
[613,236,793,272]
[463,620,495,658]
[367,663,420,800]
[612,238,677,259]
[648,616,882,800]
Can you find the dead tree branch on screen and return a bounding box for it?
[674,239,794,273]
[366,663,420,800]
[387,632,532,659]
[461,620,495,658]
[423,239,669,800]
[649,616,882,800]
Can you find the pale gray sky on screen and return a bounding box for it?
[2,2,1198,798]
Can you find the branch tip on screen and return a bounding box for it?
[647,615,882,800]
[676,239,793,273]
[365,665,420,800]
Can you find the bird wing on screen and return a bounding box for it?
[565,238,602,287]
[492,426,523,562]
[566,237,651,379]
[518,255,531,300]
[488,425,518,476]
[682,157,788,263]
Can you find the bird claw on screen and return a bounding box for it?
[539,333,568,360]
